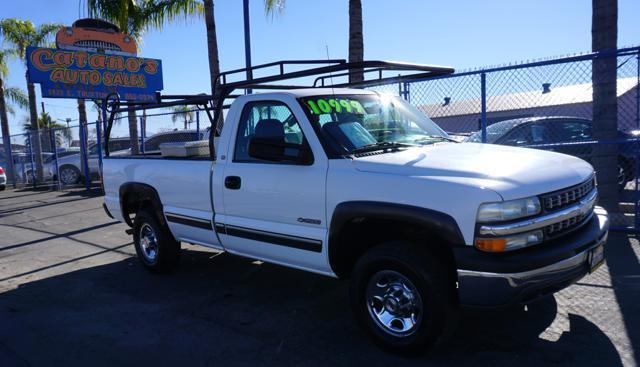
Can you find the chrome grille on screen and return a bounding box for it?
[545,212,591,237]
[74,40,121,52]
[542,178,594,211]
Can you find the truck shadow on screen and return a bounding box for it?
[0,246,625,366]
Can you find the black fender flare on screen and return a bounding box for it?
[119,182,165,227]
[328,201,465,277]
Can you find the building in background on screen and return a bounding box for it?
[419,78,639,134]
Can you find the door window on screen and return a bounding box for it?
[500,125,533,146]
[530,124,551,144]
[550,121,593,142]
[234,101,308,162]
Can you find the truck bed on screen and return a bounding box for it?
[103,157,221,248]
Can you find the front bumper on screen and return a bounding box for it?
[456,206,609,307]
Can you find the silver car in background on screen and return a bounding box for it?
[12,153,56,183]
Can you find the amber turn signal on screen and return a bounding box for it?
[475,238,507,252]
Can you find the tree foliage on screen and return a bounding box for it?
[0,19,62,61]
[4,86,28,110]
[264,0,286,17]
[22,112,72,146]
[171,105,194,129]
[87,0,203,42]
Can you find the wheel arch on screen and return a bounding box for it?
[58,163,81,172]
[328,201,465,279]
[119,182,165,227]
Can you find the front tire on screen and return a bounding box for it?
[133,209,181,273]
[350,241,458,354]
[59,165,81,185]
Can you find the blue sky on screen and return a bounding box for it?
[2,0,639,138]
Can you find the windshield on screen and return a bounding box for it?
[300,94,450,154]
[466,119,525,143]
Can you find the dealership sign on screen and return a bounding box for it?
[26,46,163,102]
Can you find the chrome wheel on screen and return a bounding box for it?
[366,270,422,337]
[139,223,159,262]
[60,167,79,185]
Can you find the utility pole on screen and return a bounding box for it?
[243,0,253,94]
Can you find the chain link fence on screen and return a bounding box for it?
[374,47,640,231]
[0,108,206,191]
[1,123,95,189]
[109,109,207,155]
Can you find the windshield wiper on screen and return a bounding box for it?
[351,141,410,154]
[414,135,459,144]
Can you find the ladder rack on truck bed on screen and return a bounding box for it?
[104,59,454,157]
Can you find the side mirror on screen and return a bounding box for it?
[248,137,313,165]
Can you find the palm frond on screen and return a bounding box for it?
[0,19,62,60]
[264,0,286,18]
[142,0,203,30]
[88,0,202,41]
[0,19,34,58]
[0,48,19,78]
[31,23,64,48]
[170,105,194,124]
[4,86,29,109]
[87,0,134,32]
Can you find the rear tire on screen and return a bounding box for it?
[350,241,458,354]
[133,209,181,273]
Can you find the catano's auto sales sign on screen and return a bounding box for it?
[26,46,163,101]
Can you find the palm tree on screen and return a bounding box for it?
[77,98,89,177]
[203,0,221,96]
[87,0,203,154]
[0,48,28,187]
[591,0,618,212]
[264,0,364,83]
[347,0,364,83]
[171,106,194,129]
[22,112,72,148]
[0,19,62,183]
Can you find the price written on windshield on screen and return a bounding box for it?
[306,98,366,115]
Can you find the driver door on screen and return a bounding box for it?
[218,99,330,274]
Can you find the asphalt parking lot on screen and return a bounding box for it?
[0,188,639,366]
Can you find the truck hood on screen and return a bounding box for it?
[351,143,594,200]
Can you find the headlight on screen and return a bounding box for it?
[475,230,544,252]
[477,196,541,223]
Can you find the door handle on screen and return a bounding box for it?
[225,176,241,190]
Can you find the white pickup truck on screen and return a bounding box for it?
[102,85,609,352]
